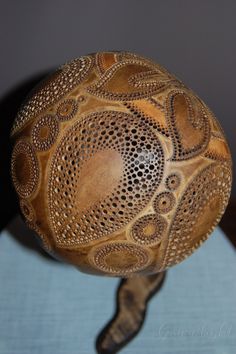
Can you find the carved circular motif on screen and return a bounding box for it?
[11,139,39,198]
[130,214,167,246]
[31,115,59,151]
[56,99,78,121]
[20,199,36,223]
[90,242,150,276]
[153,191,175,214]
[165,173,181,191]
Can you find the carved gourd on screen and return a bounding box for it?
[11,51,232,276]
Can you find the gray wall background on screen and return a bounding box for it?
[1,0,235,196]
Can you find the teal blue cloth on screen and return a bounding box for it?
[0,216,235,354]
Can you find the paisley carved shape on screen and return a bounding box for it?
[88,59,179,101]
[166,90,211,161]
[48,110,165,247]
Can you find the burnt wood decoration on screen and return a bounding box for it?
[11,51,232,277]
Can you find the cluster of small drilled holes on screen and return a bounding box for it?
[116,51,174,79]
[20,199,36,223]
[130,214,167,246]
[211,131,225,139]
[165,173,181,191]
[153,191,175,214]
[161,163,232,269]
[87,59,174,101]
[147,97,165,113]
[123,101,170,138]
[116,51,154,63]
[119,52,183,89]
[185,94,206,130]
[128,69,181,92]
[95,53,107,75]
[31,115,59,151]
[56,99,79,121]
[48,110,165,246]
[204,151,231,163]
[198,98,226,140]
[166,90,210,161]
[11,140,39,198]
[128,70,166,88]
[11,56,93,136]
[90,242,150,275]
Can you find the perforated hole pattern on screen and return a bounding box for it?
[48,110,165,246]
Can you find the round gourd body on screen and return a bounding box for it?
[11,51,232,277]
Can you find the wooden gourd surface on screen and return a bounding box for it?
[11,51,232,276]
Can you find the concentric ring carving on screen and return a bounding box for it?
[153,191,176,214]
[20,199,36,223]
[11,139,40,198]
[31,115,59,151]
[130,214,167,246]
[90,242,151,276]
[56,98,78,121]
[165,173,181,191]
